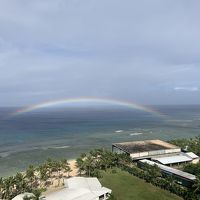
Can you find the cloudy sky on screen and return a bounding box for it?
[0,0,200,106]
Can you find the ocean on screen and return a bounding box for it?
[0,105,200,177]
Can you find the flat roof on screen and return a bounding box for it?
[153,154,192,165]
[140,159,196,181]
[45,188,97,200]
[113,140,179,154]
[66,177,102,190]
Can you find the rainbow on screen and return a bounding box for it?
[9,97,166,118]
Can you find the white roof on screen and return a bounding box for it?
[185,152,199,159]
[153,154,192,165]
[46,177,111,200]
[140,159,196,181]
[12,193,35,200]
[45,188,96,200]
[66,177,102,190]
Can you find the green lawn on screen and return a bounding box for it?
[100,169,182,200]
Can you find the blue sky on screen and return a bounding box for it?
[0,0,200,106]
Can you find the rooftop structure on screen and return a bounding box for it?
[185,152,199,164]
[45,177,111,200]
[152,152,199,165]
[152,153,192,165]
[112,140,181,160]
[139,159,196,187]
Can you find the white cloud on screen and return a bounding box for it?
[0,0,200,105]
[174,86,199,92]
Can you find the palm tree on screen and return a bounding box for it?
[26,165,35,188]
[38,165,49,187]
[14,172,28,195]
[76,157,85,176]
[61,159,71,177]
[41,159,58,186]
[2,176,15,199]
[0,177,4,199]
[84,155,94,177]
[45,158,54,179]
[117,153,132,166]
[55,161,62,186]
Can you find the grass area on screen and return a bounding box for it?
[100,169,182,200]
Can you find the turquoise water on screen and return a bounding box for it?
[0,105,200,177]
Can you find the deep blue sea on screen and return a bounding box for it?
[0,105,200,177]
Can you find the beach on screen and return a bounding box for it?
[43,159,78,196]
[68,159,78,177]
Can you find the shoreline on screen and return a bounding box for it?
[0,158,79,195]
[0,155,79,178]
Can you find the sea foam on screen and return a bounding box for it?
[130,132,143,136]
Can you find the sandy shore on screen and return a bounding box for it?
[68,159,78,177]
[43,159,78,195]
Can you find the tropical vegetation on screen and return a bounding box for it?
[0,158,71,200]
[1,136,200,200]
[183,163,200,176]
[170,136,200,156]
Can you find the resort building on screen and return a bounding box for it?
[112,140,181,160]
[112,139,199,165]
[45,177,111,200]
[138,159,196,187]
[113,139,199,187]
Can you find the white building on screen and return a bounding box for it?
[112,140,199,165]
[45,177,111,200]
[139,159,196,187]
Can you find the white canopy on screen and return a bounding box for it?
[153,154,192,165]
[185,152,199,159]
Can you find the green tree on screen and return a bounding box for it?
[26,165,35,188]
[14,172,28,196]
[76,157,85,176]
[61,159,71,177]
